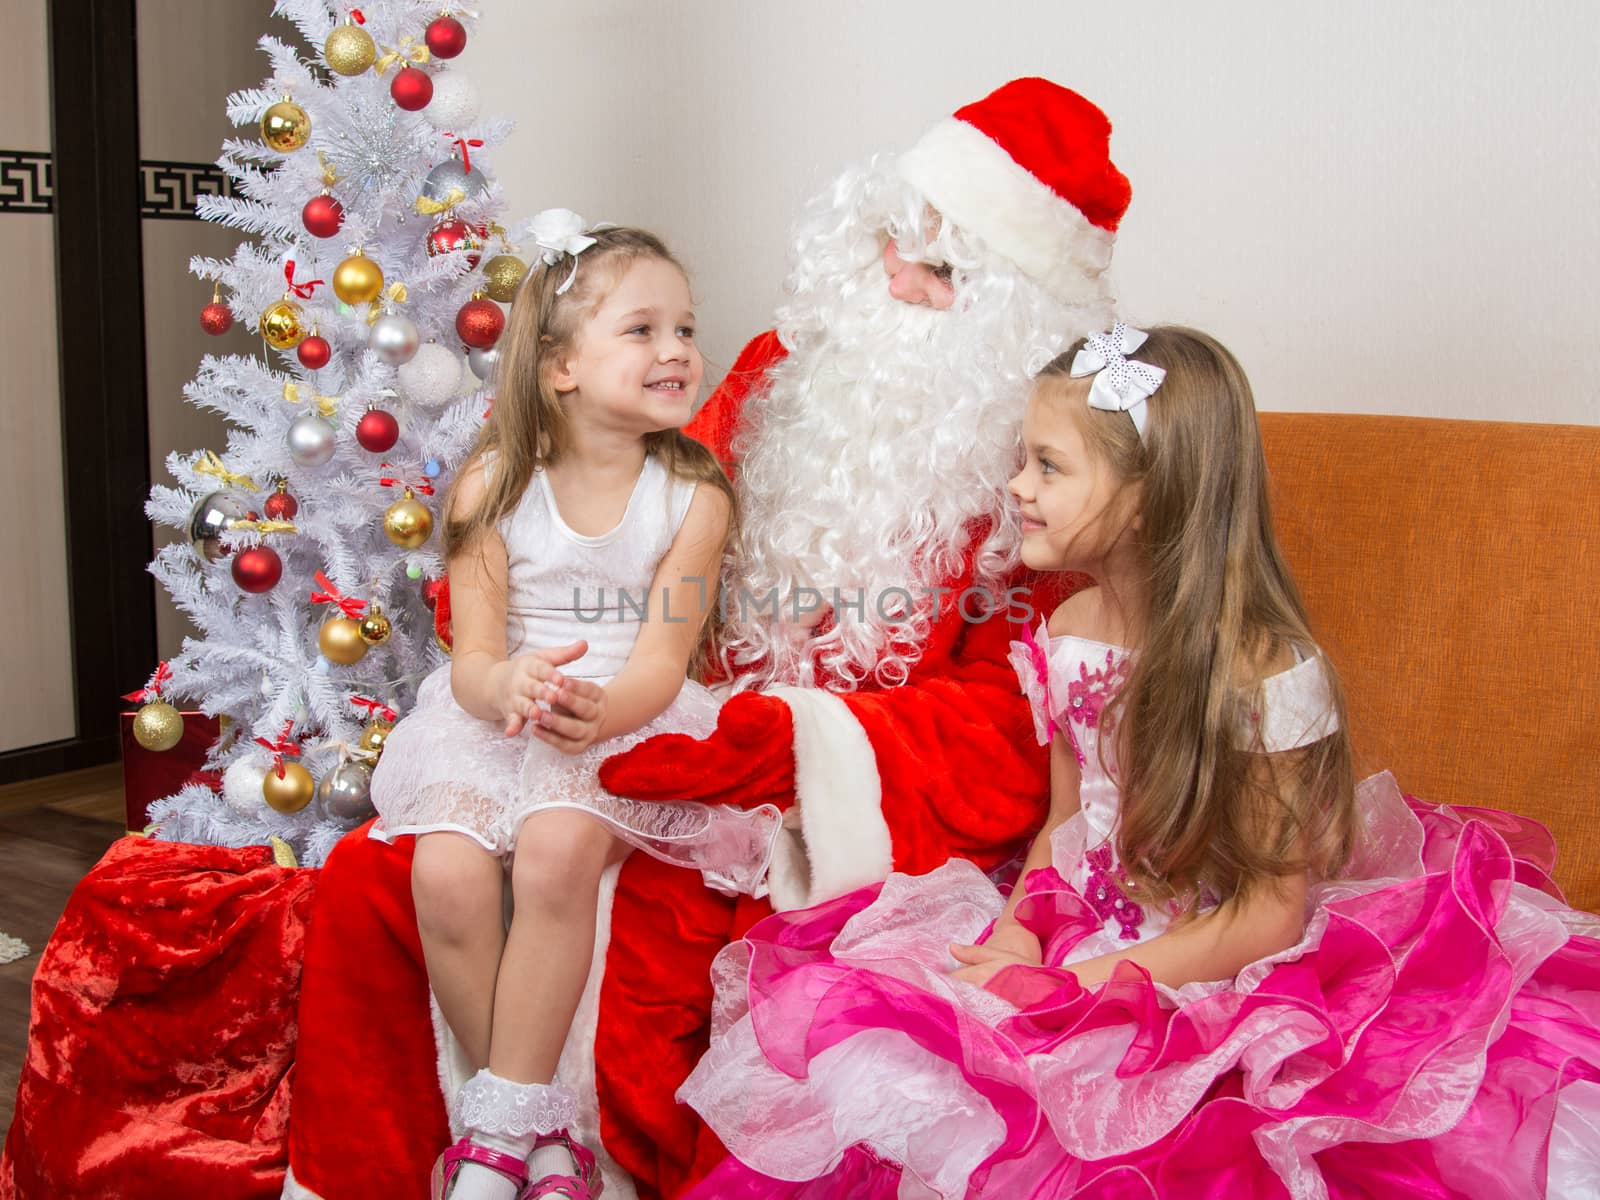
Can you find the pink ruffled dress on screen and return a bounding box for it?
[679,625,1600,1198]
[369,455,780,896]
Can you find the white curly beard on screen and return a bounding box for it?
[721,157,1117,691]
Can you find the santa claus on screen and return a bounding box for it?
[277,77,1132,1200]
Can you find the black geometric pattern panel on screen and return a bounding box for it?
[140,159,240,220]
[0,151,54,213]
[0,153,240,220]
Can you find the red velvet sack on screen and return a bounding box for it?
[0,837,316,1199]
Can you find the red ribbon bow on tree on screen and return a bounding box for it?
[122,661,173,703]
[254,720,303,778]
[350,695,398,723]
[284,260,325,299]
[349,7,365,22]
[443,133,484,173]
[379,464,435,496]
[311,570,368,619]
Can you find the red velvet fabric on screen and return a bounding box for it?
[0,837,315,1199]
[287,822,445,1199]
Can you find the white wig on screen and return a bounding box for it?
[721,155,1116,690]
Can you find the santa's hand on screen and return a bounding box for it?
[598,691,796,811]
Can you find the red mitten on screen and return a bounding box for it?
[599,691,796,812]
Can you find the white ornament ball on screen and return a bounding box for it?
[287,413,338,466]
[223,757,270,815]
[423,74,480,130]
[370,312,421,364]
[468,345,499,381]
[398,343,462,409]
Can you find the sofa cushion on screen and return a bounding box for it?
[1259,413,1600,911]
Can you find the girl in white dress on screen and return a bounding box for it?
[369,215,779,1200]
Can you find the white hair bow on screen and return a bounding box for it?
[1070,322,1165,438]
[529,208,598,295]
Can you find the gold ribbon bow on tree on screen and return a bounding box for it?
[374,37,430,74]
[365,281,409,325]
[282,381,340,418]
[194,450,258,493]
[229,517,298,535]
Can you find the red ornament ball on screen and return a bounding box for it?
[297,335,332,370]
[302,193,345,239]
[200,302,233,336]
[426,218,486,269]
[263,488,298,521]
[456,298,505,349]
[390,65,433,111]
[356,408,401,453]
[425,15,468,58]
[232,545,283,593]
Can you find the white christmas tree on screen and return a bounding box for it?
[140,0,527,866]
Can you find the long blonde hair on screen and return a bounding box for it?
[1038,326,1356,905]
[444,227,737,668]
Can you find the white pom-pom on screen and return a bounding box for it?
[223,756,270,815]
[399,343,463,409]
[424,74,480,130]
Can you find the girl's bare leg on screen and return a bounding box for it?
[490,808,625,1084]
[412,830,506,1070]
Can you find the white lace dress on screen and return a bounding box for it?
[369,454,779,896]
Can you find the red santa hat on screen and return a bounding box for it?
[896,77,1131,305]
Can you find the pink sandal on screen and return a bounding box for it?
[431,1135,530,1199]
[521,1130,604,1199]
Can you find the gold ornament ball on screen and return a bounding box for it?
[359,718,394,756]
[260,100,312,152]
[319,616,370,665]
[332,253,384,305]
[358,604,393,646]
[482,255,528,303]
[262,762,315,813]
[132,700,185,752]
[384,489,434,549]
[324,24,376,75]
[261,298,307,350]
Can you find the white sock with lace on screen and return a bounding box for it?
[449,1069,579,1200]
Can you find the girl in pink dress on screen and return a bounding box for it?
[679,324,1600,1198]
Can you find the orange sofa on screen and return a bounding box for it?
[1260,413,1600,911]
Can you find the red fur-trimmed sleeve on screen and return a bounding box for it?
[684,330,785,472]
[765,568,1082,909]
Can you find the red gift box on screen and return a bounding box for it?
[119,710,222,831]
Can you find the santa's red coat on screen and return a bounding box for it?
[0,333,1063,1200]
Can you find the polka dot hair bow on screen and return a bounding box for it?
[529,207,599,295]
[1070,322,1166,438]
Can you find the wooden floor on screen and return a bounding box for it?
[0,764,126,1143]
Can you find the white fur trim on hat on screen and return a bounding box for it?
[766,687,893,912]
[898,118,1116,307]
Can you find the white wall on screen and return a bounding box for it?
[465,1,1599,425]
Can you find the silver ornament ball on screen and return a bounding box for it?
[187,491,249,563]
[316,760,375,824]
[398,343,462,409]
[421,158,490,205]
[370,312,421,364]
[467,345,500,381]
[287,413,338,467]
